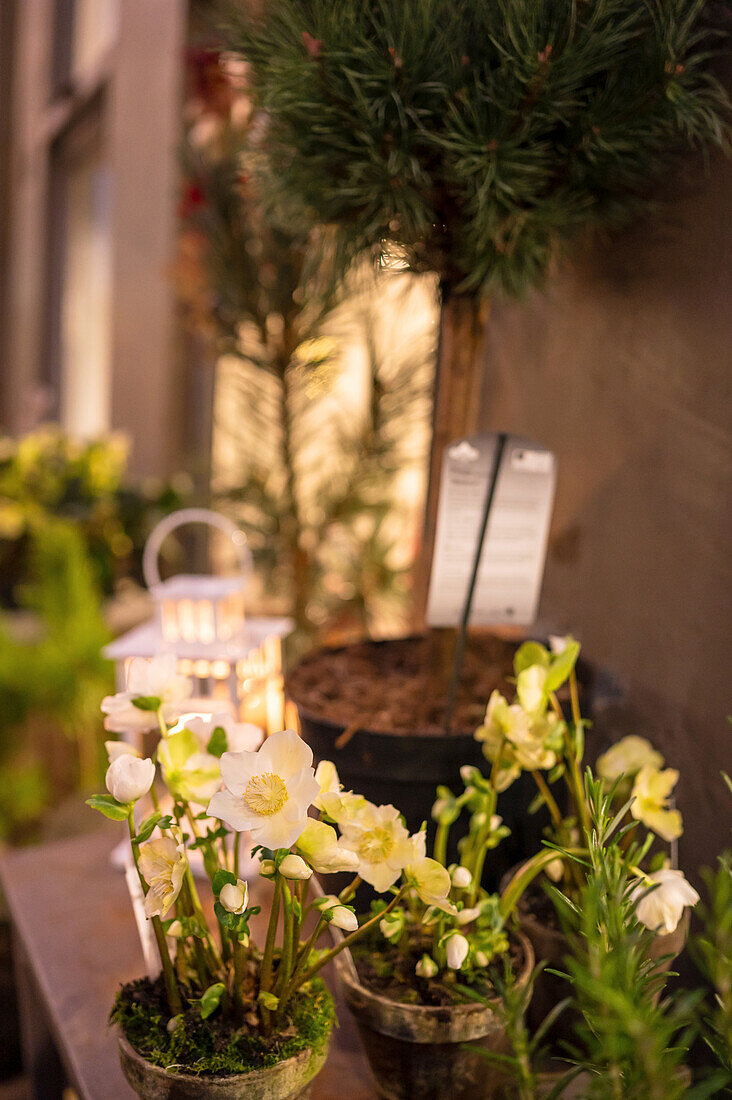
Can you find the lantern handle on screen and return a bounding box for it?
[142,508,252,589]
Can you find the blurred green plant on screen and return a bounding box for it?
[0,426,191,607]
[457,959,576,1098]
[176,43,433,642]
[549,774,722,1099]
[0,521,113,841]
[693,851,732,1091]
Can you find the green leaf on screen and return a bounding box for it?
[214,900,237,928]
[258,990,279,1011]
[86,794,130,821]
[200,982,226,1020]
[513,641,549,676]
[544,641,580,693]
[131,696,161,712]
[212,869,237,896]
[135,811,162,843]
[207,726,228,758]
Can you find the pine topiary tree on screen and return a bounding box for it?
[224,0,730,616]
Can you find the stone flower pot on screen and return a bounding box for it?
[503,865,691,1037]
[118,1030,330,1100]
[335,932,534,1100]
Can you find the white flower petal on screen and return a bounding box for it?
[258,730,313,780]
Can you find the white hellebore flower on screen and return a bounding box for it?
[105,754,155,803]
[105,740,141,764]
[339,803,419,893]
[295,818,360,874]
[101,654,192,734]
[597,736,664,782]
[182,713,262,755]
[315,760,368,825]
[631,869,699,934]
[279,854,312,880]
[415,955,438,979]
[456,906,482,926]
[220,879,248,915]
[445,933,470,970]
[138,830,187,918]
[207,729,320,850]
[101,694,160,736]
[127,654,192,710]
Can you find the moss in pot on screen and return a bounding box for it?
[89,658,451,1100]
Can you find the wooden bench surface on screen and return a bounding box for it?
[0,826,376,1099]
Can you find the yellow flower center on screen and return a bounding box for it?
[359,827,394,862]
[244,772,288,816]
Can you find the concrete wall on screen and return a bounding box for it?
[480,149,732,880]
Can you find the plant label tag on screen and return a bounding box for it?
[426,433,556,627]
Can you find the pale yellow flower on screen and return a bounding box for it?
[597,736,664,782]
[138,830,187,918]
[339,803,417,893]
[630,766,683,841]
[295,818,359,874]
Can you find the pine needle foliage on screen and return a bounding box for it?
[549,774,718,1100]
[224,0,730,296]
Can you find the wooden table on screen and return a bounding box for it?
[0,828,376,1099]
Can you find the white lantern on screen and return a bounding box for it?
[104,509,292,733]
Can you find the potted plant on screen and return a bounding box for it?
[89,655,447,1098]
[224,0,730,618]
[455,776,714,1098]
[462,636,699,1035]
[313,751,535,1098]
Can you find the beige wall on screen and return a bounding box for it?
[480,149,732,879]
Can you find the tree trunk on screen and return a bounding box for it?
[412,284,488,627]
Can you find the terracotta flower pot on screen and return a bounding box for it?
[118,1029,331,1100]
[335,932,534,1100]
[502,865,691,1037]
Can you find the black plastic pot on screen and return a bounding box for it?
[288,637,589,891]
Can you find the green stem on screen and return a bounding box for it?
[298,887,407,988]
[232,935,246,1023]
[275,881,295,1003]
[234,833,241,878]
[530,770,563,831]
[499,847,586,921]
[337,875,362,904]
[258,877,282,1034]
[127,811,182,1015]
[433,821,449,868]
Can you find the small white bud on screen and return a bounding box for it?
[259,859,276,877]
[474,951,488,967]
[445,933,469,970]
[328,905,358,932]
[451,866,472,889]
[279,854,312,880]
[220,880,248,914]
[105,755,155,803]
[415,954,438,979]
[456,906,481,926]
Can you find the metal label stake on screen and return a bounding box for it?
[443,432,507,735]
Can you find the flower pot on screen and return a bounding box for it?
[503,867,691,1038]
[288,636,590,888]
[118,1032,330,1100]
[335,932,534,1100]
